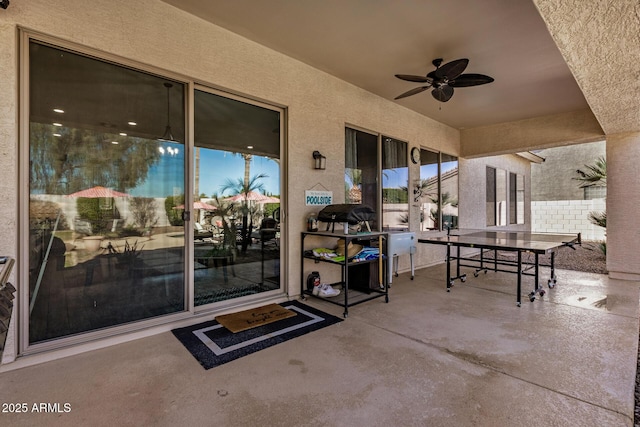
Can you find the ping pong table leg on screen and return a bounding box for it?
[516,251,522,307]
[548,252,557,288]
[535,253,539,291]
[446,243,452,291]
[528,253,546,302]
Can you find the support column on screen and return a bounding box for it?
[606,132,640,280]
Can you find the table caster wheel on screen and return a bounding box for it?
[548,278,556,288]
[474,272,479,277]
[461,274,467,283]
[528,291,536,302]
[517,302,521,307]
[385,296,389,303]
[538,289,546,297]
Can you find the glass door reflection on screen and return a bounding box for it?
[193,89,282,305]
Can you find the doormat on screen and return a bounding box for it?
[215,303,296,333]
[171,300,343,369]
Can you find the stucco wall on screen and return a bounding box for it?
[607,132,640,280]
[531,140,606,201]
[458,155,532,230]
[460,109,604,158]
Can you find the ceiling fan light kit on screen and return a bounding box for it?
[395,58,494,103]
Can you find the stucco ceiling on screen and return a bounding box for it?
[160,0,592,130]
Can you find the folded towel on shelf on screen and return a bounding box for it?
[350,247,383,262]
[312,248,338,259]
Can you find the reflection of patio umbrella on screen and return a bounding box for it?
[66,186,130,198]
[173,201,217,211]
[226,191,280,204]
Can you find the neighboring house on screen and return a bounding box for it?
[531,141,606,240]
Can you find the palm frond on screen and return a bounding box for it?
[574,156,606,188]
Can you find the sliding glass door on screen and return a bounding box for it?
[23,37,284,350]
[26,40,187,344]
[192,88,282,306]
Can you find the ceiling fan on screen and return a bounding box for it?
[394,58,494,103]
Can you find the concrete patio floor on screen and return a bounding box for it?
[0,263,638,426]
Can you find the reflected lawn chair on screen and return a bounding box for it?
[257,218,278,247]
[194,223,213,241]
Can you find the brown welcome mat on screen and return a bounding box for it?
[215,303,296,333]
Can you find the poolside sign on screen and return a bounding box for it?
[305,190,333,206]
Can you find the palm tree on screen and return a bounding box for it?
[574,156,606,188]
[574,156,607,229]
[220,173,267,253]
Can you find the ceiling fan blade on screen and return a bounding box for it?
[395,74,433,83]
[432,85,454,102]
[449,73,495,87]
[434,58,469,80]
[394,86,430,100]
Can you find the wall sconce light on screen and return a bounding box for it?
[313,151,326,170]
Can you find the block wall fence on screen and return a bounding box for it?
[531,199,606,241]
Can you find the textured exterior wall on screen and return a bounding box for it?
[533,0,640,136]
[531,141,606,201]
[532,200,606,241]
[460,109,604,158]
[457,155,532,230]
[606,132,640,280]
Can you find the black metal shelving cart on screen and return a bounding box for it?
[300,231,388,317]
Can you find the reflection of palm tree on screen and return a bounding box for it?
[221,173,267,253]
[428,192,457,228]
[345,168,362,203]
[209,194,238,250]
[345,168,361,188]
[242,153,253,189]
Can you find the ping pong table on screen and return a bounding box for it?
[419,230,581,306]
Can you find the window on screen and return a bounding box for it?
[345,127,378,229]
[419,150,458,231]
[381,136,408,231]
[486,167,496,226]
[488,167,516,227]
[344,129,457,232]
[440,153,459,230]
[509,172,524,224]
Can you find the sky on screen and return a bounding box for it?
[130,143,454,198]
[131,144,280,198]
